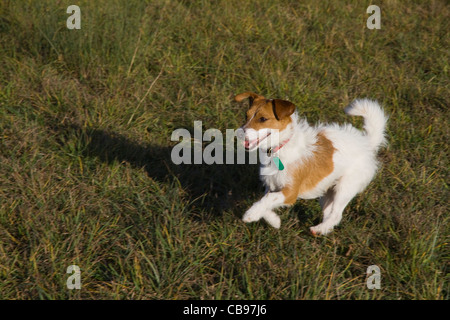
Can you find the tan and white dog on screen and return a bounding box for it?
[235,92,387,235]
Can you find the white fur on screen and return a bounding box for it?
[242,99,388,235]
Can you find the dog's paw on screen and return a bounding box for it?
[242,206,262,223]
[310,224,333,236]
[263,211,281,229]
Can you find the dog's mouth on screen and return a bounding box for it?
[243,132,271,150]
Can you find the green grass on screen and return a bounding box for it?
[0,0,448,299]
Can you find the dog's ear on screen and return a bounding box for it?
[234,92,265,107]
[271,99,296,120]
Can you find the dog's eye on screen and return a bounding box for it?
[259,117,268,122]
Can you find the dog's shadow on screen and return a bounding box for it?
[48,118,263,220]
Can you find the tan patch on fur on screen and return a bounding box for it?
[245,99,292,131]
[282,132,335,204]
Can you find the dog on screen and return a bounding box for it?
[235,92,387,235]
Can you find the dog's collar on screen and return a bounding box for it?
[267,137,291,156]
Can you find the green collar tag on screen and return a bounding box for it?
[272,156,284,171]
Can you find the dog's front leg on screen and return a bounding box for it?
[242,192,286,228]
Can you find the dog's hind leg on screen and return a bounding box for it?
[311,177,365,235]
[319,187,335,222]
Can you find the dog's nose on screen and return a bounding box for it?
[236,127,246,140]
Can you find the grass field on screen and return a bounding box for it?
[0,0,448,299]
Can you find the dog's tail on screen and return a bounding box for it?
[345,99,388,151]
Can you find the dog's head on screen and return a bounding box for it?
[235,92,296,151]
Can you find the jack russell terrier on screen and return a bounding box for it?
[235,92,387,235]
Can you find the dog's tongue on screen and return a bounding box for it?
[243,139,257,149]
